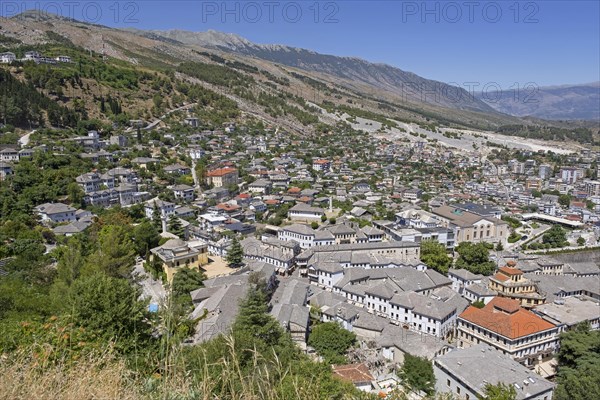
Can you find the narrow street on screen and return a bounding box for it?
[133,262,166,306]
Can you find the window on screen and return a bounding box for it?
[447,379,450,387]
[457,387,461,394]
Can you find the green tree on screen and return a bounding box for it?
[0,95,21,125]
[172,267,205,300]
[311,221,319,229]
[482,382,517,400]
[233,279,285,347]
[308,322,356,364]
[226,236,244,267]
[84,225,136,278]
[69,273,150,350]
[398,353,435,395]
[558,194,571,208]
[132,220,160,256]
[168,215,184,238]
[577,236,585,246]
[555,324,600,400]
[542,225,568,248]
[455,242,496,275]
[55,237,85,286]
[420,240,452,274]
[152,201,162,231]
[67,182,85,208]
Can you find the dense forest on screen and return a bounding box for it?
[0,69,81,127]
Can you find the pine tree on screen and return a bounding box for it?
[226,236,244,267]
[152,201,162,231]
[168,215,184,238]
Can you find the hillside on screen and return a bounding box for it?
[479,82,600,120]
[140,29,497,113]
[0,11,597,145]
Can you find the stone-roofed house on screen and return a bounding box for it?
[35,203,77,224]
[489,261,546,308]
[163,163,191,175]
[287,203,325,221]
[434,344,555,400]
[150,238,208,282]
[270,279,310,345]
[448,268,483,295]
[145,198,176,220]
[171,184,195,202]
[533,296,600,331]
[189,262,276,343]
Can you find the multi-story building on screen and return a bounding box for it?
[171,184,196,202]
[430,205,509,245]
[35,203,78,224]
[150,238,209,282]
[0,52,16,64]
[76,172,115,193]
[488,262,545,308]
[539,164,553,180]
[145,198,176,220]
[312,159,331,172]
[560,167,583,184]
[434,345,555,400]
[205,167,238,188]
[457,297,560,368]
[287,203,325,221]
[584,180,600,196]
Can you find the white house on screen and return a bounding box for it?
[171,184,195,202]
[434,345,555,400]
[35,203,77,224]
[287,203,325,221]
[0,52,16,64]
[145,198,176,220]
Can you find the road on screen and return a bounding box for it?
[19,130,36,147]
[191,159,202,198]
[143,103,198,131]
[133,262,166,305]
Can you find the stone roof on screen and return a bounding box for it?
[434,344,555,399]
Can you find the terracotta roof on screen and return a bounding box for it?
[499,266,523,276]
[313,159,330,165]
[459,297,556,339]
[207,167,237,177]
[332,363,373,384]
[492,273,510,282]
[264,199,279,205]
[287,187,301,194]
[217,203,240,212]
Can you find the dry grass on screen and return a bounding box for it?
[0,351,140,400]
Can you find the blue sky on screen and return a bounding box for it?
[6,1,600,88]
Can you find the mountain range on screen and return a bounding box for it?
[1,10,599,132]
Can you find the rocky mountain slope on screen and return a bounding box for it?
[479,82,600,120]
[140,29,497,114]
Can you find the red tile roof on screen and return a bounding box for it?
[459,297,556,339]
[499,266,523,276]
[207,167,237,177]
[332,363,373,384]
